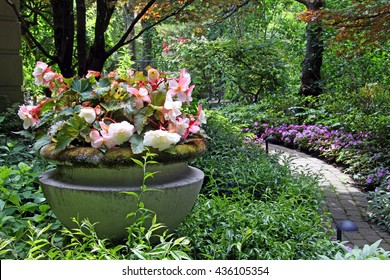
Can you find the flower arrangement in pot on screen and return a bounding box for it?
[18,61,207,241]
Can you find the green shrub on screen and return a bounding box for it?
[182,110,336,259]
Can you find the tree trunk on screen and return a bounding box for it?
[76,0,87,76]
[85,0,117,74]
[51,0,75,78]
[297,0,324,97]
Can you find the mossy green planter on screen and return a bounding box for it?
[39,139,206,241]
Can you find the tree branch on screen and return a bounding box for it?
[107,0,196,57]
[205,0,251,26]
[5,0,57,62]
[23,1,54,29]
[76,0,87,75]
[106,0,157,57]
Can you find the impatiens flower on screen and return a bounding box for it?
[79,107,97,124]
[143,130,181,151]
[128,87,151,109]
[164,93,182,122]
[18,105,40,129]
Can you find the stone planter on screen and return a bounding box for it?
[39,139,206,241]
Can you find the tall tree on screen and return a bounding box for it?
[5,0,248,78]
[295,0,324,97]
[298,0,390,54]
[5,0,197,77]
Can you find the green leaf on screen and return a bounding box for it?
[150,91,166,106]
[170,250,191,260]
[8,193,20,206]
[133,107,154,134]
[17,162,31,173]
[121,191,139,199]
[71,78,93,101]
[100,101,124,112]
[33,135,52,152]
[0,199,6,211]
[54,116,87,152]
[131,158,144,167]
[130,134,145,154]
[38,204,51,213]
[98,77,110,87]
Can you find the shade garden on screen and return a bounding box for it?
[1,0,389,261]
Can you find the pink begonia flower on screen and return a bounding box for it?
[90,121,135,148]
[197,104,207,124]
[17,105,40,129]
[169,117,190,137]
[180,105,206,139]
[89,130,105,148]
[167,68,191,98]
[43,71,56,83]
[79,107,96,124]
[33,61,49,85]
[143,130,181,151]
[128,87,151,109]
[33,61,60,88]
[163,93,182,122]
[85,70,101,78]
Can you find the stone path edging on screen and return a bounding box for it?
[269,144,390,251]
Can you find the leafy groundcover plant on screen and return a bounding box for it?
[3,107,388,259]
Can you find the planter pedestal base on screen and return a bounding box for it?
[39,162,204,241]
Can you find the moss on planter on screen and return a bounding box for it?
[40,138,207,167]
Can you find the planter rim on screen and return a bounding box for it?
[39,138,207,167]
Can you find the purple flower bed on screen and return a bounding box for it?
[246,123,389,190]
[244,121,390,231]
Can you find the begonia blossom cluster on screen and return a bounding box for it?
[18,61,206,154]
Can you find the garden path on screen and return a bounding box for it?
[269,144,390,251]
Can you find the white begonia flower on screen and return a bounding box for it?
[104,121,135,147]
[143,130,181,151]
[79,108,97,124]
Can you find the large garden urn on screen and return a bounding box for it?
[39,139,206,242]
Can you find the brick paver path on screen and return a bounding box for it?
[269,144,390,251]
